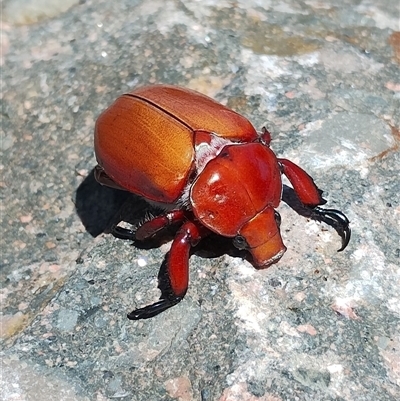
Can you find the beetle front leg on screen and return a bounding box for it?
[127,221,206,320]
[311,207,351,251]
[279,158,326,207]
[279,158,351,251]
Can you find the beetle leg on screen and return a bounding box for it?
[110,225,136,240]
[127,220,205,320]
[109,210,186,242]
[278,158,326,207]
[311,207,351,252]
[135,210,186,241]
[279,159,351,251]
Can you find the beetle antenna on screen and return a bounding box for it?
[258,127,272,145]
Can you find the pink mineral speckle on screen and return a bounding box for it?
[164,376,193,401]
[219,382,282,401]
[297,324,318,336]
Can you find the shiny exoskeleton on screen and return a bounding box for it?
[94,85,351,319]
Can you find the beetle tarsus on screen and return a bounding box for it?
[110,225,136,240]
[127,296,182,320]
[126,220,204,319]
[312,207,351,251]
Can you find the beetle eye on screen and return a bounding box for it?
[233,235,248,250]
[274,211,282,227]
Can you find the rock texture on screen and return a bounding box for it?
[1,1,399,400]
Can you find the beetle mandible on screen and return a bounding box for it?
[94,84,351,319]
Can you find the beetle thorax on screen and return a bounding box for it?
[178,134,237,209]
[194,134,236,174]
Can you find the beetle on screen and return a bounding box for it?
[94,84,351,320]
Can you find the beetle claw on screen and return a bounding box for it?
[313,207,351,252]
[127,297,182,320]
[110,225,136,240]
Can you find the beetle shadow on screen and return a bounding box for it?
[75,168,246,259]
[75,172,342,265]
[281,184,316,218]
[75,168,149,238]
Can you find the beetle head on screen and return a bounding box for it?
[190,142,285,267]
[237,207,286,268]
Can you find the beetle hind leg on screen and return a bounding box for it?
[128,220,207,320]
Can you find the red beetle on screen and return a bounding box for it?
[94,84,350,319]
